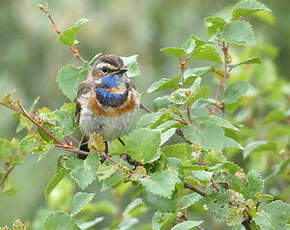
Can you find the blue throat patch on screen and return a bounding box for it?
[101,74,121,89]
[95,74,129,107]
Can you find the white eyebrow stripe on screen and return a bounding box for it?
[96,63,118,70]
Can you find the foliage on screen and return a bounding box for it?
[0,1,289,229]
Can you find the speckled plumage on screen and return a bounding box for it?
[75,55,140,141]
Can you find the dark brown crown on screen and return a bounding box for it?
[94,54,124,69]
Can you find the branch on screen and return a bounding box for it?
[179,58,186,88]
[0,165,15,191]
[38,4,86,63]
[140,102,152,113]
[221,42,229,117]
[183,181,206,196]
[0,101,139,178]
[211,79,223,115]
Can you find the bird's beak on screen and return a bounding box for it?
[117,68,127,74]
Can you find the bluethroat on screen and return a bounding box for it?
[75,54,140,158]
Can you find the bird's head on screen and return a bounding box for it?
[91,54,127,80]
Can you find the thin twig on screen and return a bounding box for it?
[0,166,15,190]
[174,118,188,125]
[212,80,223,115]
[38,4,86,63]
[140,102,152,113]
[179,59,186,88]
[183,181,206,196]
[186,105,193,124]
[221,42,229,117]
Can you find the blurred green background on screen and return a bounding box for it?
[0,0,289,229]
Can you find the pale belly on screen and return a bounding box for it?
[79,105,138,141]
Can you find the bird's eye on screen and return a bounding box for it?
[101,67,109,73]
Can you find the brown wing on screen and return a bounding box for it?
[75,80,94,126]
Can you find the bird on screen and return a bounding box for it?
[75,54,140,159]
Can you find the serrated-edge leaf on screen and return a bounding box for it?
[232,0,271,19]
[58,18,89,46]
[223,81,251,104]
[140,171,180,199]
[222,21,256,46]
[45,211,80,230]
[191,44,223,63]
[57,65,88,101]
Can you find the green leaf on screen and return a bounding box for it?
[121,55,140,78]
[254,211,273,230]
[161,143,192,161]
[185,77,202,105]
[63,153,99,190]
[182,37,196,54]
[152,211,176,230]
[213,162,246,193]
[97,164,118,181]
[263,109,286,124]
[45,211,80,230]
[71,192,95,216]
[160,47,186,58]
[256,194,274,201]
[98,159,128,191]
[169,89,187,105]
[222,21,255,46]
[226,207,243,226]
[244,170,264,200]
[58,18,89,46]
[205,190,231,219]
[263,200,290,230]
[140,171,180,199]
[57,64,88,101]
[20,134,53,159]
[228,57,262,70]
[191,45,222,63]
[232,0,271,19]
[205,16,226,36]
[137,112,162,128]
[172,220,203,230]
[123,198,144,217]
[0,173,18,196]
[243,140,277,159]
[223,81,251,104]
[224,137,244,150]
[180,193,202,209]
[45,168,70,197]
[126,128,161,163]
[265,158,290,183]
[142,190,177,212]
[0,138,12,160]
[153,96,172,111]
[160,128,176,146]
[184,66,215,86]
[78,217,103,230]
[190,170,213,182]
[147,77,179,93]
[117,218,138,230]
[195,115,239,131]
[182,122,225,152]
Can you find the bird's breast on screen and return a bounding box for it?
[89,89,139,117]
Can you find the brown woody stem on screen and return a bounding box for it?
[38,4,86,63]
